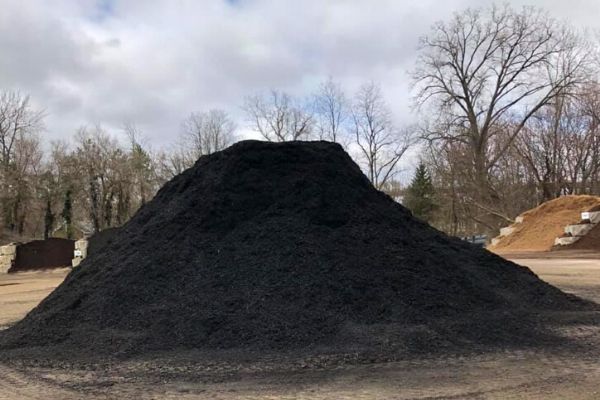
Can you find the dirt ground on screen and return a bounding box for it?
[2,258,600,399]
[0,269,69,330]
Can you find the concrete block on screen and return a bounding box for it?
[499,226,515,237]
[515,215,524,224]
[555,236,581,246]
[74,239,88,259]
[72,257,83,268]
[581,211,600,224]
[564,223,594,237]
[75,239,88,251]
[0,255,14,273]
[0,243,17,256]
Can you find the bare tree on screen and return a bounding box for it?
[74,125,128,233]
[156,148,190,179]
[0,91,44,232]
[45,141,78,239]
[412,4,594,231]
[181,110,236,158]
[244,90,313,141]
[123,122,159,207]
[9,134,42,234]
[313,77,348,144]
[579,83,600,194]
[156,110,236,178]
[41,126,163,237]
[413,4,592,189]
[0,91,44,168]
[352,82,415,189]
[514,98,570,201]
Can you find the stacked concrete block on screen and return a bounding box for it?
[555,210,600,247]
[499,226,515,237]
[554,236,581,246]
[489,217,523,247]
[581,211,600,224]
[0,243,17,273]
[72,239,88,268]
[564,223,595,237]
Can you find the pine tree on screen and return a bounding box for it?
[404,162,437,222]
[61,188,73,239]
[43,198,54,240]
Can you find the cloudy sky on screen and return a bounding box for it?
[1,0,599,149]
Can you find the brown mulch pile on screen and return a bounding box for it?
[489,195,600,253]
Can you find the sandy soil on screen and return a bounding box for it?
[488,195,600,253]
[0,269,69,330]
[1,259,600,399]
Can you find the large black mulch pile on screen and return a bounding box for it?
[0,141,590,357]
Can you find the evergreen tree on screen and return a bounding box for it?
[43,198,54,240]
[61,188,73,239]
[404,162,436,222]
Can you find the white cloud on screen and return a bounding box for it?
[1,0,598,155]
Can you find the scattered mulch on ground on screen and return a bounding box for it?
[0,141,591,358]
[489,195,600,253]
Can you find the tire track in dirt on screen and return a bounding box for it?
[0,365,83,400]
[2,350,599,400]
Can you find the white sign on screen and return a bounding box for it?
[582,212,590,220]
[74,250,82,257]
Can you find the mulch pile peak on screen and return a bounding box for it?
[0,141,588,356]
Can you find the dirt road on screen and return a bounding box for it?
[1,258,600,399]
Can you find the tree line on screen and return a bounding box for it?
[0,78,414,240]
[412,4,600,236]
[4,3,599,241]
